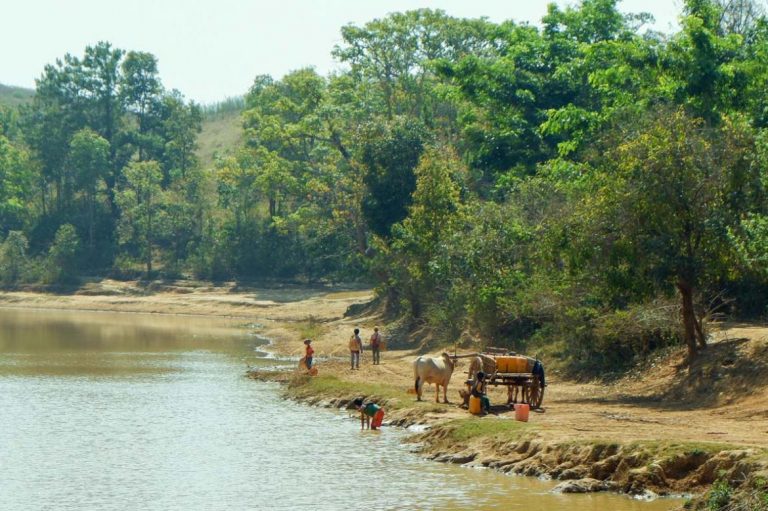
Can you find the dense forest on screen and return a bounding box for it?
[2,0,768,370]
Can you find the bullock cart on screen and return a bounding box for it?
[454,348,545,409]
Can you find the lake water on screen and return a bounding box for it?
[0,308,680,510]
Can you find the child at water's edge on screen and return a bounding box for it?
[303,339,314,369]
[353,397,384,430]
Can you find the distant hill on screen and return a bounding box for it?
[197,97,245,167]
[0,84,35,108]
[0,83,240,165]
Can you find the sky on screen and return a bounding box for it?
[1,0,684,105]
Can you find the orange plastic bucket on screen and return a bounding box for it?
[514,403,530,422]
[469,395,482,414]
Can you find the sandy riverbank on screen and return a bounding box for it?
[2,279,767,506]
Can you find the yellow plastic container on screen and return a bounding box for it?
[495,356,512,372]
[469,395,482,414]
[496,356,529,373]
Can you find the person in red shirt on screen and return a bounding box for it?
[304,339,315,369]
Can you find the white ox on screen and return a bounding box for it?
[413,353,455,403]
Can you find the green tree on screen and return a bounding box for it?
[0,231,29,284]
[0,135,33,232]
[242,69,371,263]
[163,166,210,270]
[601,108,761,358]
[663,0,748,122]
[120,51,163,161]
[159,91,201,182]
[115,160,167,275]
[730,213,768,276]
[333,9,502,121]
[388,146,465,317]
[46,223,80,283]
[67,128,109,254]
[360,118,427,237]
[24,53,87,214]
[215,151,260,235]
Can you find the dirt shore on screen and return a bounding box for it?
[2,279,767,505]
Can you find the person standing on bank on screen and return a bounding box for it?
[303,339,314,369]
[369,327,382,365]
[349,328,363,370]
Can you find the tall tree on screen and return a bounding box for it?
[120,51,163,161]
[158,91,202,182]
[0,135,33,233]
[67,128,109,253]
[82,42,126,213]
[389,146,465,317]
[115,160,167,274]
[25,54,88,213]
[601,108,761,358]
[0,231,29,284]
[333,9,504,122]
[360,118,427,238]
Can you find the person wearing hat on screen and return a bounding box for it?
[303,339,315,369]
[471,371,491,414]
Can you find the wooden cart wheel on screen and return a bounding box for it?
[528,378,544,409]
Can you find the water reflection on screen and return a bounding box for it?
[0,308,679,511]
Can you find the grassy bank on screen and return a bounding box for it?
[265,368,768,508]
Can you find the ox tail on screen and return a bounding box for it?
[414,376,420,393]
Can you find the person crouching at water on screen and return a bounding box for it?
[349,328,362,370]
[303,339,314,369]
[472,371,491,414]
[353,397,384,430]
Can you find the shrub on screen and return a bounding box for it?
[45,224,80,284]
[0,231,29,284]
[707,479,732,511]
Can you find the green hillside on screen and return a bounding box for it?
[0,83,35,108]
[0,80,239,166]
[197,99,244,167]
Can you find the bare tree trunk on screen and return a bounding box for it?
[88,191,95,253]
[146,195,153,275]
[694,315,707,349]
[39,179,47,216]
[677,279,699,359]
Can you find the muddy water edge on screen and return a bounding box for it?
[0,308,683,510]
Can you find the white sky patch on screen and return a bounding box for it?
[0,0,682,104]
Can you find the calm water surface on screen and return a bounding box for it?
[0,308,679,510]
